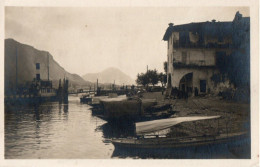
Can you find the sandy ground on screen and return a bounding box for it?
[142,92,250,137]
[168,96,250,137]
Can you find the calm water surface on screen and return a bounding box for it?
[5,95,250,159]
[5,95,115,159]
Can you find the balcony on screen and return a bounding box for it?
[173,41,231,49]
[173,61,215,69]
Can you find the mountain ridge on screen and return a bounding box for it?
[82,67,135,85]
[5,38,91,93]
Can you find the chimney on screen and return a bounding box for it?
[168,23,174,27]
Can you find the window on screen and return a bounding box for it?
[36,63,40,70]
[182,51,187,63]
[36,74,40,80]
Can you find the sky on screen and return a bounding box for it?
[5,7,249,79]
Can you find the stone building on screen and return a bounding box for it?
[162,11,249,97]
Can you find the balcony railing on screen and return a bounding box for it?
[173,61,215,69]
[173,41,231,49]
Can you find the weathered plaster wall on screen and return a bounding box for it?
[204,35,232,45]
[170,67,217,94]
[167,35,174,87]
[189,32,199,43]
[173,49,216,66]
[166,31,228,94]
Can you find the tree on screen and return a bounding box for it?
[147,69,159,86]
[158,72,167,87]
[136,67,167,88]
[136,73,149,87]
[136,69,159,87]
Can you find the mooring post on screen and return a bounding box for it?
[15,47,18,98]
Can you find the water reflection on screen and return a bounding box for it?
[34,104,40,121]
[64,103,69,113]
[5,96,114,159]
[5,95,250,159]
[97,122,136,138]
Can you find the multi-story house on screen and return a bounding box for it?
[162,11,249,97]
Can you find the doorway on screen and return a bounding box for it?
[200,80,206,93]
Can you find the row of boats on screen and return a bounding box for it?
[80,92,250,153]
[80,93,159,121]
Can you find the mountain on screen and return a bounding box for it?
[5,38,91,92]
[82,67,135,85]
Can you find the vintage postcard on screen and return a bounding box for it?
[0,0,259,167]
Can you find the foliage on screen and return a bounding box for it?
[136,62,168,87]
[136,73,149,87]
[158,72,167,87]
[136,69,162,87]
[227,48,250,88]
[147,69,159,86]
[214,47,250,88]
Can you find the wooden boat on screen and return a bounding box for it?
[111,116,249,149]
[112,131,248,149]
[80,92,113,105]
[80,94,92,104]
[135,116,220,135]
[100,96,157,121]
[100,96,139,120]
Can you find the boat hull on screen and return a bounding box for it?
[111,133,250,159]
[80,97,92,103]
[112,132,249,149]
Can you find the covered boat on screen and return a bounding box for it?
[100,96,157,121]
[135,116,220,135]
[111,116,249,149]
[100,96,141,120]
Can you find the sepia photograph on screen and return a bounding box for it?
[1,1,259,166]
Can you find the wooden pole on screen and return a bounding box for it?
[97,79,98,94]
[15,47,18,97]
[47,53,49,81]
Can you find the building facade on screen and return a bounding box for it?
[163,12,249,97]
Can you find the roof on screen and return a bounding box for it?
[163,21,233,41]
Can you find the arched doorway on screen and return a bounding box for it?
[179,73,193,97]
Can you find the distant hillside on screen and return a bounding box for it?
[5,38,91,92]
[82,67,135,85]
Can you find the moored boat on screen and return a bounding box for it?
[111,116,249,150]
[100,96,157,121]
[112,131,248,149]
[80,94,92,104]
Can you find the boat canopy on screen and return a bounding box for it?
[135,116,221,135]
[100,95,127,102]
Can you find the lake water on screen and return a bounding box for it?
[5,95,116,159]
[5,95,250,159]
